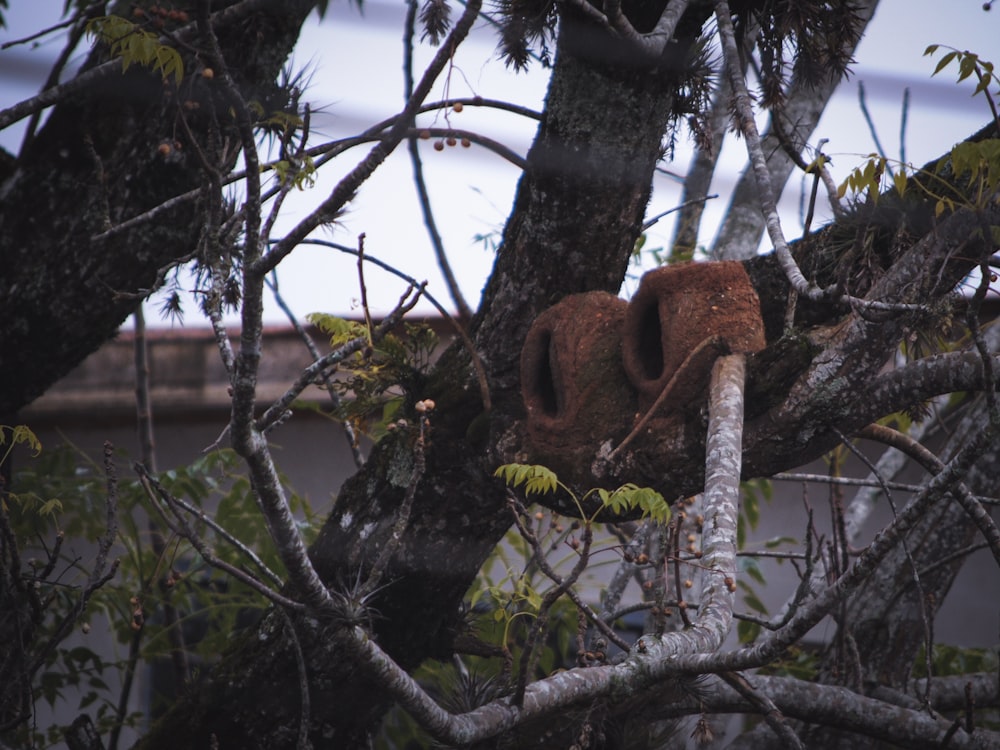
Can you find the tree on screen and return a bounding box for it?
[2,0,999,747]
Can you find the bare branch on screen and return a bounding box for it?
[673,420,997,675]
[255,284,422,434]
[404,1,474,321]
[134,464,304,611]
[257,0,484,276]
[265,271,365,468]
[858,423,1000,567]
[0,0,307,131]
[673,674,1000,749]
[563,0,693,60]
[719,672,804,749]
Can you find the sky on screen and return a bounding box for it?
[1,0,997,325]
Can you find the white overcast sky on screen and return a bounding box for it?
[1,1,997,325]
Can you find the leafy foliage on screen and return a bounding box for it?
[493,462,560,496]
[913,643,1000,679]
[4,443,318,748]
[305,314,439,440]
[925,45,999,98]
[272,154,317,190]
[596,484,671,525]
[839,47,1000,227]
[86,15,184,85]
[495,463,670,523]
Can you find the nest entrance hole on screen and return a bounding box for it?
[534,331,560,417]
[636,302,664,381]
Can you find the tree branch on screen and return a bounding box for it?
[858,423,1000,567]
[257,0,483,275]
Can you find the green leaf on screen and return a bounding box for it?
[1,424,42,455]
[493,463,559,496]
[958,54,977,82]
[892,170,908,197]
[598,483,671,524]
[932,50,958,76]
[743,493,760,530]
[86,15,184,85]
[39,498,64,516]
[741,589,768,615]
[306,313,368,347]
[739,557,766,585]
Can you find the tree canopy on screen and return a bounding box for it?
[2,1,999,748]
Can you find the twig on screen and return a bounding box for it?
[111,309,190,750]
[643,194,719,233]
[600,523,653,624]
[916,541,991,580]
[858,81,894,177]
[857,423,1000,568]
[966,257,998,420]
[356,233,375,345]
[670,519,693,629]
[260,93,308,245]
[833,417,936,651]
[610,336,724,460]
[134,464,305,611]
[294,238,491,412]
[19,7,95,155]
[158,489,284,587]
[719,671,805,749]
[771,472,1000,506]
[206,265,236,378]
[257,0,484,276]
[1,13,79,49]
[737,550,808,560]
[265,271,364,468]
[512,501,598,705]
[900,88,910,167]
[89,122,527,246]
[770,114,844,220]
[508,499,631,654]
[403,1,474,321]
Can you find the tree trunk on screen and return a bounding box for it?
[4,2,999,746]
[0,0,316,418]
[135,10,715,747]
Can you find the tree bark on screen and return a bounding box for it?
[0,0,316,418]
[4,2,1000,747]
[135,9,719,747]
